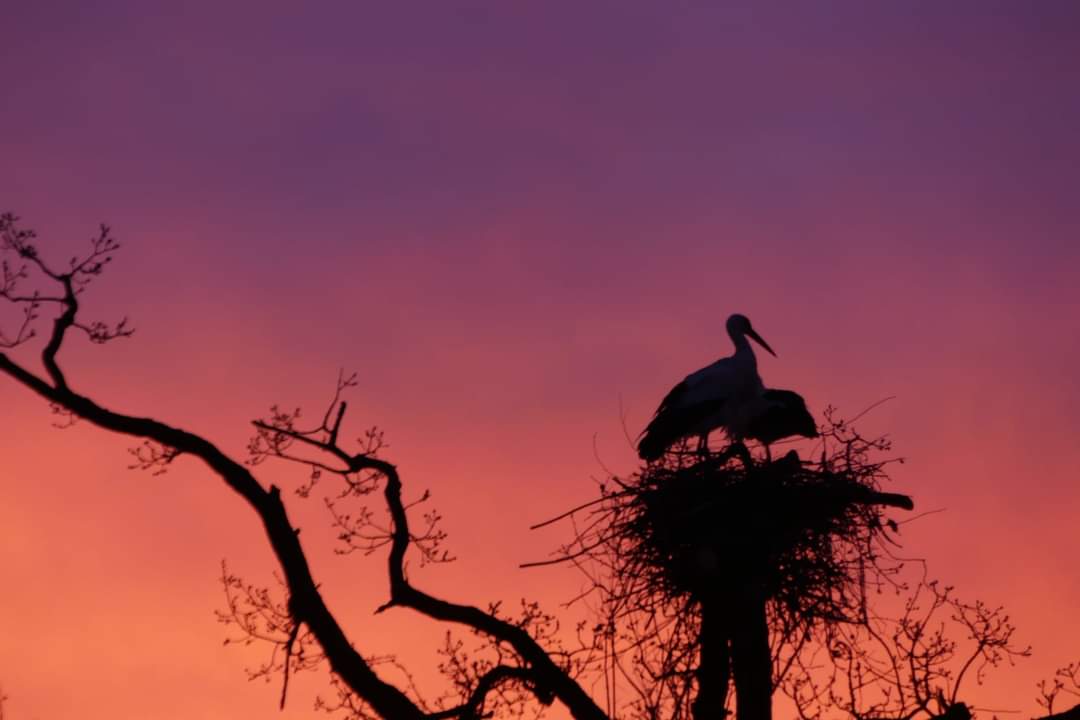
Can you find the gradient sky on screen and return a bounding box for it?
[2,2,1079,718]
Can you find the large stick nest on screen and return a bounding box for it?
[638,450,907,615]
[558,412,912,630]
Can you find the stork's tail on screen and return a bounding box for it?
[637,432,667,463]
[637,414,683,462]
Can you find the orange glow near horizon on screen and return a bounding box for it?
[2,3,1079,718]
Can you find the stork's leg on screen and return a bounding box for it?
[764,444,773,463]
[697,433,710,456]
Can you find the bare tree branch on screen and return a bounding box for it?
[1,217,604,720]
[0,220,430,720]
[1038,661,1080,720]
[251,399,609,720]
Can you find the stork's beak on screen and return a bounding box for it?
[747,327,777,357]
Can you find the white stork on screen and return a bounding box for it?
[637,313,776,462]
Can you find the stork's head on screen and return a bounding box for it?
[727,313,777,357]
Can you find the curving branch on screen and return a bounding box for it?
[252,404,609,720]
[1,217,606,720]
[0,215,131,382]
[428,665,537,720]
[381,468,605,719]
[0,223,430,720]
[0,360,434,719]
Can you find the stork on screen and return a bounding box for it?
[637,314,776,462]
[738,388,818,460]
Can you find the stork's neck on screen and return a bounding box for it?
[730,332,758,367]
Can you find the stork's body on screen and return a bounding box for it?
[738,388,818,459]
[637,314,776,462]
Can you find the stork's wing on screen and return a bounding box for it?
[643,369,730,426]
[637,358,747,461]
[637,378,726,461]
[682,357,745,399]
[650,379,689,418]
[637,399,722,461]
[741,389,818,444]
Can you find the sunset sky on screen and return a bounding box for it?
[2,2,1079,718]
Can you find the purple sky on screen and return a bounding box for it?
[2,2,1079,718]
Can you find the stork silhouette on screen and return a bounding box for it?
[638,314,775,462]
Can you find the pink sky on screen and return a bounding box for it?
[2,2,1079,717]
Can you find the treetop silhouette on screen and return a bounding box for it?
[1,214,1075,720]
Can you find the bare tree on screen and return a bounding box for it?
[778,573,1031,720]
[2,214,1074,720]
[1037,662,1080,720]
[0,214,606,720]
